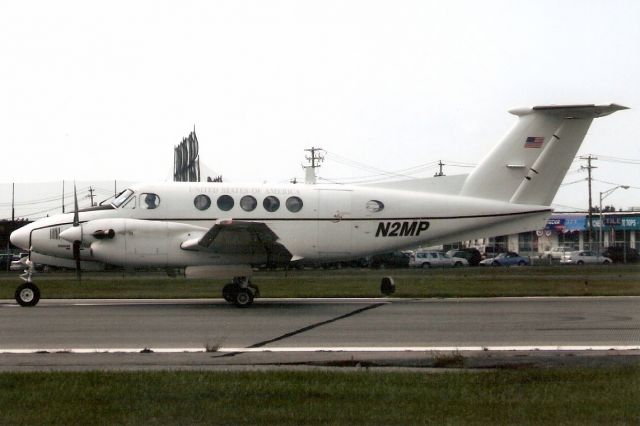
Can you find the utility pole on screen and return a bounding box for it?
[434,160,445,177]
[303,147,324,184]
[580,155,597,248]
[87,186,96,207]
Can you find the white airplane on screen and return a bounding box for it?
[10,103,628,307]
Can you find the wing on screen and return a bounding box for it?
[181,219,293,264]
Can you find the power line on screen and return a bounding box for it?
[592,179,640,190]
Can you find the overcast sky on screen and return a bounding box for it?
[1,0,639,218]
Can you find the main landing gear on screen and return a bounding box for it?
[222,277,260,308]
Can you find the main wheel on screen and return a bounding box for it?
[577,260,584,265]
[222,283,239,303]
[491,261,500,266]
[234,288,254,308]
[517,260,526,266]
[15,282,40,307]
[422,262,431,269]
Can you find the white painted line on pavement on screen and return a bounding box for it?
[1,345,639,354]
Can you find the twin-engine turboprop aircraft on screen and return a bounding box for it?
[10,104,628,307]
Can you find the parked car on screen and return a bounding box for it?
[602,246,639,263]
[541,246,577,260]
[482,245,505,259]
[10,253,29,271]
[0,254,15,270]
[370,251,411,268]
[560,251,612,265]
[409,251,468,268]
[480,251,529,266]
[446,248,482,266]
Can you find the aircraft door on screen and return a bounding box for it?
[317,189,353,258]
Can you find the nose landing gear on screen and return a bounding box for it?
[222,277,259,307]
[16,261,41,307]
[15,282,40,307]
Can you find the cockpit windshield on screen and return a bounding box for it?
[112,189,134,208]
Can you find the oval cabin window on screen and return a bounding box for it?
[263,196,280,212]
[194,194,211,211]
[217,195,234,211]
[286,196,303,213]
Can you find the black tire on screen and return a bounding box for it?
[422,262,431,269]
[454,261,463,267]
[15,282,40,307]
[234,288,254,308]
[248,282,260,298]
[222,283,238,303]
[380,277,395,295]
[603,260,611,265]
[577,260,584,265]
[491,261,500,266]
[517,260,526,266]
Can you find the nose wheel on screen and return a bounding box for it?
[15,282,41,307]
[222,277,259,307]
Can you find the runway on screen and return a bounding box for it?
[1,297,639,370]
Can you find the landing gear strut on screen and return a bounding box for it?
[222,277,259,307]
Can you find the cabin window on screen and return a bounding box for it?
[112,189,134,208]
[194,194,211,211]
[263,196,280,212]
[286,196,303,213]
[141,193,160,209]
[217,195,234,211]
[240,195,257,212]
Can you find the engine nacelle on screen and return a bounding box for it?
[70,218,206,267]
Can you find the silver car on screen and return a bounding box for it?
[560,251,612,265]
[409,251,468,268]
[541,246,577,260]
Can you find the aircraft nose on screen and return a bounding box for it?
[10,226,30,251]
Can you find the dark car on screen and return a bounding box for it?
[446,248,482,266]
[482,245,505,259]
[480,251,530,266]
[0,254,14,270]
[370,251,411,268]
[602,246,639,263]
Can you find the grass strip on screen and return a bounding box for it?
[1,265,639,299]
[0,367,638,425]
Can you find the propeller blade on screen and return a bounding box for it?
[72,240,82,282]
[73,183,79,227]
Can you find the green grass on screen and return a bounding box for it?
[0,367,638,425]
[1,265,639,299]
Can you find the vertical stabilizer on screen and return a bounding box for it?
[459,104,628,205]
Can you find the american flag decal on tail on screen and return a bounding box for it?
[524,136,544,148]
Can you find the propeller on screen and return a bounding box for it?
[71,183,82,282]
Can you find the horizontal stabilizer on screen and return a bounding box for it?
[522,103,628,119]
